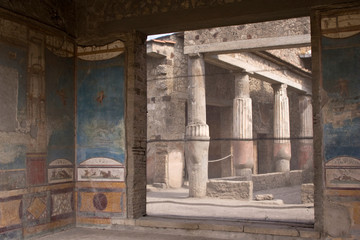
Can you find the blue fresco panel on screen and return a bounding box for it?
[76,55,125,164]
[45,49,75,164]
[322,34,360,162]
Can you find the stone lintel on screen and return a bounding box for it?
[184,34,311,55]
[205,54,311,94]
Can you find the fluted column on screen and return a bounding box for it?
[185,54,209,197]
[232,73,253,179]
[272,84,291,172]
[298,95,313,169]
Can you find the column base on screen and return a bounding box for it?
[275,159,290,172]
[235,168,252,180]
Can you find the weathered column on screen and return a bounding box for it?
[272,84,291,172]
[232,73,253,179]
[185,54,209,198]
[298,95,313,169]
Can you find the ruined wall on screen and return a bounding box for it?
[147,34,187,188]
[0,16,75,239]
[317,9,360,238]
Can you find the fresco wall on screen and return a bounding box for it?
[320,9,360,237]
[76,41,127,224]
[0,17,76,239]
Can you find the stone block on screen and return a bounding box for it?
[301,183,314,204]
[207,180,252,200]
[198,222,244,232]
[252,170,303,191]
[136,217,198,230]
[254,194,273,201]
[243,225,299,237]
[299,229,321,239]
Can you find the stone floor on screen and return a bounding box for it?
[37,227,222,240]
[36,185,315,240]
[147,185,314,224]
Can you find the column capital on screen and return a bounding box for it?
[272,83,288,95]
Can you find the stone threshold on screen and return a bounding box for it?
[109,216,320,239]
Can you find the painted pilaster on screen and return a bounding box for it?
[298,95,313,169]
[26,31,47,185]
[185,53,209,198]
[232,73,253,179]
[272,84,291,172]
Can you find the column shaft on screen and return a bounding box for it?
[273,84,291,172]
[185,54,209,197]
[232,73,253,178]
[298,95,313,169]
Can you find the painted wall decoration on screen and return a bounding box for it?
[0,170,26,190]
[0,196,22,230]
[0,16,76,239]
[326,157,360,189]
[76,54,125,164]
[322,25,360,161]
[0,41,28,171]
[77,158,124,182]
[48,159,73,184]
[321,12,360,189]
[45,48,75,165]
[23,192,50,227]
[51,191,73,219]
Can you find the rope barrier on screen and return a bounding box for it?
[208,154,232,163]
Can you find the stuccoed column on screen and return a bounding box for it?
[232,73,253,179]
[298,95,313,169]
[272,84,291,172]
[185,53,209,198]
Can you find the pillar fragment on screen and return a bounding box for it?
[185,54,209,198]
[232,73,253,179]
[298,95,313,169]
[272,84,291,172]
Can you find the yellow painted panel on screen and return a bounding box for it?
[0,199,21,227]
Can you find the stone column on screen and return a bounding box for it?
[185,54,209,198]
[298,95,313,169]
[232,73,253,179]
[272,84,291,172]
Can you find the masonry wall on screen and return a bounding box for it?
[0,16,76,239]
[147,34,187,188]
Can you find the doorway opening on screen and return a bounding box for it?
[146,16,314,226]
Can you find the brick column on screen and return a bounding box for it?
[125,31,147,218]
[185,54,209,197]
[232,73,253,179]
[272,84,291,172]
[298,95,313,169]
